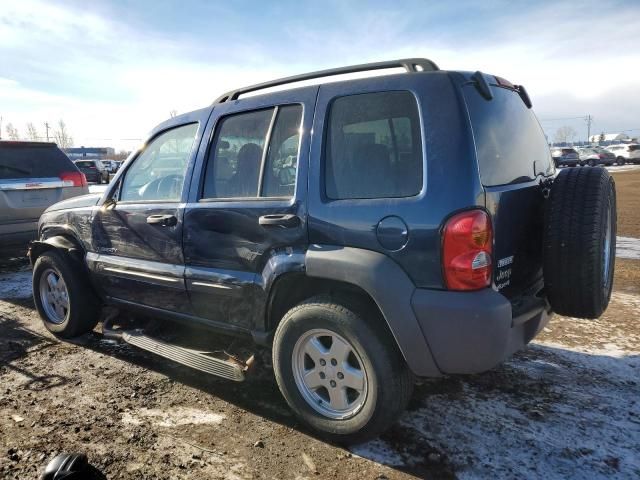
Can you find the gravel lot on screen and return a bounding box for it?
[1,169,638,479]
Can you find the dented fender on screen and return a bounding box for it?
[27,235,84,266]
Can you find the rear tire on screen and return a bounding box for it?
[33,250,101,338]
[543,167,616,318]
[272,296,413,444]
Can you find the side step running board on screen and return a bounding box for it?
[121,330,249,382]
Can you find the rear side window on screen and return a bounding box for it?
[324,91,423,199]
[629,145,640,152]
[202,105,303,199]
[0,144,76,179]
[464,86,554,187]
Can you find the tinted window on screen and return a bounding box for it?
[75,161,96,168]
[203,109,273,199]
[464,86,554,186]
[325,91,422,199]
[202,105,303,199]
[0,144,76,179]
[120,123,198,202]
[262,105,303,197]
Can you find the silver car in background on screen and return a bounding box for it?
[577,147,615,166]
[0,141,89,253]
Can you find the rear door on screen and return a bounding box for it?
[88,121,203,311]
[183,87,315,331]
[0,143,85,243]
[462,80,555,301]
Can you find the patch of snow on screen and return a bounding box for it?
[606,164,640,173]
[0,270,32,300]
[616,236,640,260]
[351,439,407,467]
[122,407,225,428]
[88,184,108,194]
[353,345,640,479]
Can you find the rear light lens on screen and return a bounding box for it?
[442,209,493,291]
[60,171,88,187]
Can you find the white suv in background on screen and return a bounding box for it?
[606,144,640,164]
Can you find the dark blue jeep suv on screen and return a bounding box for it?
[28,59,616,442]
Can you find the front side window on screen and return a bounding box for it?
[324,91,423,200]
[120,123,198,202]
[202,105,303,199]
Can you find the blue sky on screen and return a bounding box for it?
[1,0,639,149]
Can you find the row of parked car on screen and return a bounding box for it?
[552,144,640,167]
[72,158,122,184]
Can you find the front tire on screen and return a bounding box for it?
[33,250,101,338]
[617,157,625,166]
[272,297,413,443]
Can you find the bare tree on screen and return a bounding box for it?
[598,132,606,144]
[554,125,577,144]
[169,109,178,118]
[53,120,73,149]
[113,150,130,161]
[26,122,39,141]
[6,122,20,140]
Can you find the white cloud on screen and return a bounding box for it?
[0,0,638,149]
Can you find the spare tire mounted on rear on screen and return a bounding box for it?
[543,167,616,319]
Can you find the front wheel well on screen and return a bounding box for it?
[28,234,84,266]
[266,274,394,346]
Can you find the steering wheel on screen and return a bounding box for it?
[155,174,183,199]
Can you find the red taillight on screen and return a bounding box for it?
[442,210,493,291]
[59,171,87,187]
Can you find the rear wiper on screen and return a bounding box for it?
[0,165,31,175]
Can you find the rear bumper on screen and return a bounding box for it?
[83,172,100,182]
[411,287,552,375]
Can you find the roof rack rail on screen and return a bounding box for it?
[213,58,439,104]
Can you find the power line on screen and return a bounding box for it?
[539,116,588,122]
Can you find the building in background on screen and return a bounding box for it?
[64,146,115,160]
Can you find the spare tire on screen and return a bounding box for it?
[543,167,616,318]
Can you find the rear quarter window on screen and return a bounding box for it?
[463,85,553,187]
[0,144,76,179]
[324,91,423,199]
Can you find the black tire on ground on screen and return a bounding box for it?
[33,250,101,338]
[617,157,625,166]
[588,159,596,167]
[543,167,616,318]
[272,296,413,444]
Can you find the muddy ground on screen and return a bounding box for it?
[1,169,639,480]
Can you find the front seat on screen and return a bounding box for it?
[226,143,262,197]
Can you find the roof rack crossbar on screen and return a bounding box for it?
[213,58,439,104]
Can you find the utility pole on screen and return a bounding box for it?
[585,114,593,143]
[44,122,50,142]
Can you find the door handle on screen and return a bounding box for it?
[146,214,177,227]
[258,214,300,228]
